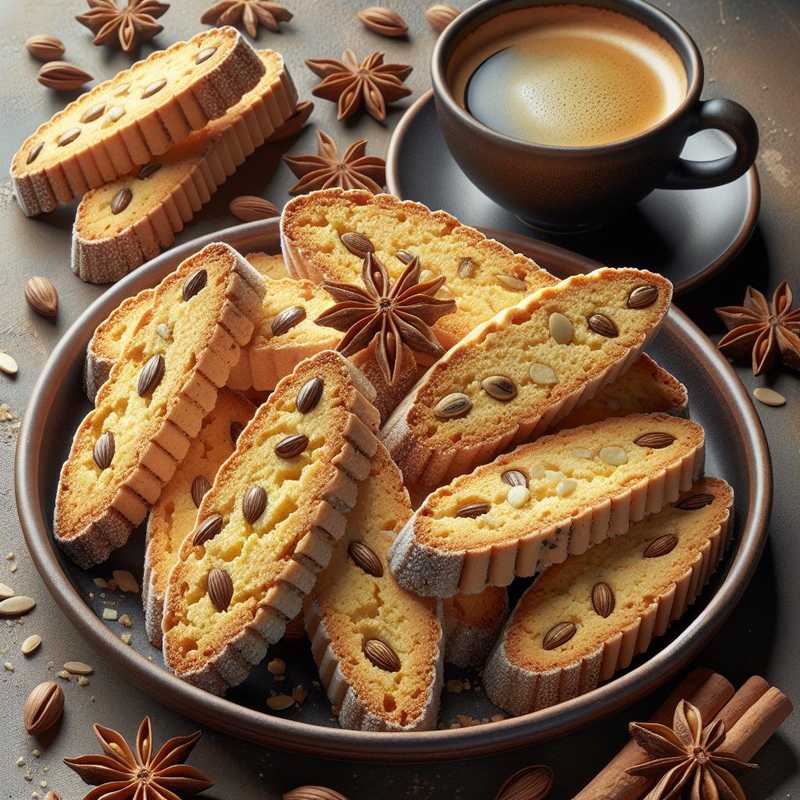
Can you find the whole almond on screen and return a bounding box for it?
[591,582,615,618]
[587,313,619,338]
[26,35,65,62]
[192,514,224,547]
[456,502,490,519]
[675,493,715,511]
[357,7,408,38]
[363,638,400,672]
[24,681,64,735]
[191,475,211,508]
[542,621,577,650]
[207,568,233,611]
[0,351,19,375]
[501,469,528,488]
[93,431,114,470]
[271,306,306,337]
[137,353,165,397]
[433,392,472,419]
[425,3,460,33]
[495,765,554,800]
[230,195,278,222]
[275,433,309,459]
[242,485,268,524]
[182,268,207,301]
[340,231,374,258]
[284,787,349,800]
[37,61,92,91]
[348,541,383,577]
[643,534,678,558]
[634,431,677,449]
[25,276,58,318]
[627,284,659,309]
[296,377,324,413]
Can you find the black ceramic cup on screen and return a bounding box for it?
[431,0,759,232]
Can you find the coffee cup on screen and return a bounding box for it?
[431,0,759,232]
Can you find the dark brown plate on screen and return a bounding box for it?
[387,90,761,296]
[16,220,770,761]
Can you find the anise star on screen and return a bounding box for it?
[627,700,757,800]
[306,50,412,122]
[76,0,169,53]
[315,252,456,384]
[201,0,292,38]
[715,281,800,375]
[64,716,213,800]
[284,130,385,195]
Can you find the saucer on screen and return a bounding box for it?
[387,91,760,295]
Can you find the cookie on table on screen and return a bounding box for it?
[442,586,509,669]
[55,242,266,568]
[305,442,443,731]
[142,389,256,647]
[484,478,732,715]
[383,268,672,495]
[12,27,265,217]
[162,351,380,694]
[388,413,705,598]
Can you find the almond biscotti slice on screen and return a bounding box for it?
[71,50,299,284]
[143,389,256,647]
[383,268,672,495]
[280,188,558,348]
[388,413,705,597]
[162,351,380,694]
[484,478,732,715]
[442,587,508,669]
[56,243,265,568]
[12,27,265,217]
[305,442,443,731]
[244,251,288,280]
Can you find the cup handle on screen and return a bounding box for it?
[658,98,759,190]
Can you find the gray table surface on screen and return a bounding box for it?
[1,1,799,798]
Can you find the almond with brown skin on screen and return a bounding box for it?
[93,431,114,470]
[634,432,677,449]
[25,276,58,318]
[275,433,309,459]
[363,638,400,672]
[207,568,233,611]
[284,786,349,800]
[192,514,224,547]
[348,541,383,577]
[25,35,65,62]
[643,534,678,558]
[137,354,165,397]
[37,61,92,91]
[24,681,64,734]
[495,765,554,800]
[542,621,576,650]
[242,485,267,524]
[357,7,408,38]
[591,582,615,618]
[229,195,278,222]
[340,231,374,258]
[456,502,490,518]
[191,475,211,508]
[675,493,715,511]
[425,3,460,33]
[182,269,207,301]
[296,377,323,413]
[587,313,619,338]
[271,306,306,336]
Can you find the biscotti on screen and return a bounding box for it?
[244,251,287,280]
[388,413,705,597]
[71,50,298,284]
[12,27,265,217]
[305,442,443,731]
[280,188,558,347]
[383,268,672,494]
[162,351,380,694]
[142,389,255,647]
[55,242,265,568]
[484,478,732,715]
[442,587,508,669]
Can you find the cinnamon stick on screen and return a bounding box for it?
[712,675,769,731]
[572,669,734,800]
[723,686,794,761]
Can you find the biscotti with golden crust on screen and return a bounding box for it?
[143,389,256,647]
[243,251,287,280]
[280,188,558,348]
[484,478,732,715]
[55,243,265,568]
[162,351,380,694]
[388,413,705,597]
[383,268,672,495]
[71,50,298,284]
[12,27,265,217]
[442,586,508,669]
[305,442,443,731]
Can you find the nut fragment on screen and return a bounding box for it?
[81,103,106,123]
[501,469,528,488]
[348,541,383,577]
[230,195,278,222]
[529,363,558,385]
[25,277,58,318]
[24,681,64,735]
[497,274,527,291]
[425,3,460,33]
[63,660,93,676]
[457,257,475,278]
[556,478,577,497]
[548,312,574,344]
[242,485,268,524]
[357,7,408,37]
[598,446,628,466]
[591,582,615,618]
[0,351,18,375]
[433,392,472,420]
[506,485,530,509]
[38,61,92,90]
[481,375,517,401]
[340,231,374,258]
[141,78,167,98]
[25,35,65,62]
[195,46,217,65]
[363,638,400,672]
[207,568,233,611]
[93,431,115,470]
[396,249,416,265]
[495,764,554,800]
[542,621,576,650]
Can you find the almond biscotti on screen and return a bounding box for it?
[55,243,265,568]
[243,251,287,280]
[143,389,256,647]
[280,188,558,348]
[71,50,298,284]
[12,27,265,217]
[383,268,672,495]
[305,442,443,731]
[162,351,380,694]
[484,478,732,715]
[442,587,508,669]
[388,413,705,597]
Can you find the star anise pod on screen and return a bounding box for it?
[306,49,412,122]
[76,0,169,53]
[627,699,757,800]
[315,252,456,384]
[284,130,385,195]
[715,281,800,375]
[64,716,213,800]
[201,1,292,38]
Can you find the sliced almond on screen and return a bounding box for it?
[63,660,93,676]
[0,595,35,616]
[21,634,42,655]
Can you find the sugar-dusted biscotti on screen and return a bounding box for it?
[442,586,508,669]
[55,243,265,568]
[383,268,672,495]
[11,27,265,217]
[388,413,705,597]
[162,351,381,694]
[484,478,732,715]
[280,188,558,348]
[305,442,443,731]
[71,50,299,284]
[142,389,255,647]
